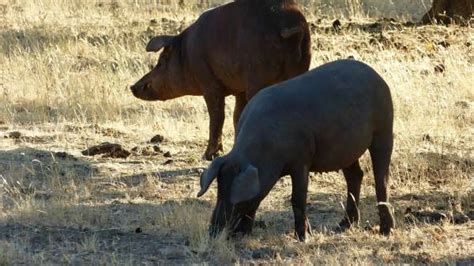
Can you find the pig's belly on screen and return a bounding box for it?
[309,132,373,172]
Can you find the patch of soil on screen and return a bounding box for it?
[0,148,95,203]
[404,208,471,225]
[65,124,125,137]
[82,142,131,158]
[418,152,473,172]
[252,247,278,259]
[4,131,58,144]
[0,223,193,265]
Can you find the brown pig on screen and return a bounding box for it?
[131,0,311,160]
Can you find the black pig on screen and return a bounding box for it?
[197,59,395,241]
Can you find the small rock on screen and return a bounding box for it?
[150,19,158,25]
[455,101,469,109]
[164,159,173,165]
[163,151,172,158]
[422,134,433,143]
[135,227,142,233]
[8,131,21,139]
[434,64,446,74]
[332,19,342,31]
[150,134,165,143]
[437,41,450,48]
[453,213,469,224]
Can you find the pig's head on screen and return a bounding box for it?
[130,35,189,101]
[197,157,261,237]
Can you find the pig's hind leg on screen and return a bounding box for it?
[336,161,364,232]
[369,133,395,235]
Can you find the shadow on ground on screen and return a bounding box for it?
[0,147,96,183]
[0,200,205,264]
[107,168,204,186]
[0,147,97,209]
[0,190,472,264]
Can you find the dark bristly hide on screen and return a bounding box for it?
[198,60,396,241]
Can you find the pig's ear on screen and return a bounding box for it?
[146,35,176,52]
[197,157,225,197]
[230,165,260,204]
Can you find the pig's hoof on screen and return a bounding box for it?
[379,217,394,236]
[334,218,352,233]
[295,233,311,242]
[202,151,218,161]
[378,206,395,236]
[379,225,392,236]
[295,227,311,242]
[202,146,223,161]
[295,231,307,242]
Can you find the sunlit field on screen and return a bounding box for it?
[0,0,473,264]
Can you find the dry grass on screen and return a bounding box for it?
[1,0,473,264]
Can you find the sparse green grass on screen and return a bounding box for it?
[0,0,473,264]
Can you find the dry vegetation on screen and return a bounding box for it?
[1,0,473,264]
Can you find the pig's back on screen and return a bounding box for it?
[236,60,393,172]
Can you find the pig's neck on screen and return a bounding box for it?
[177,33,202,96]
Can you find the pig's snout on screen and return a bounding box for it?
[130,83,147,97]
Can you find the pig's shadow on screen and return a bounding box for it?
[256,187,469,235]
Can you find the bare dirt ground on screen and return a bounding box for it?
[1,1,473,264]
